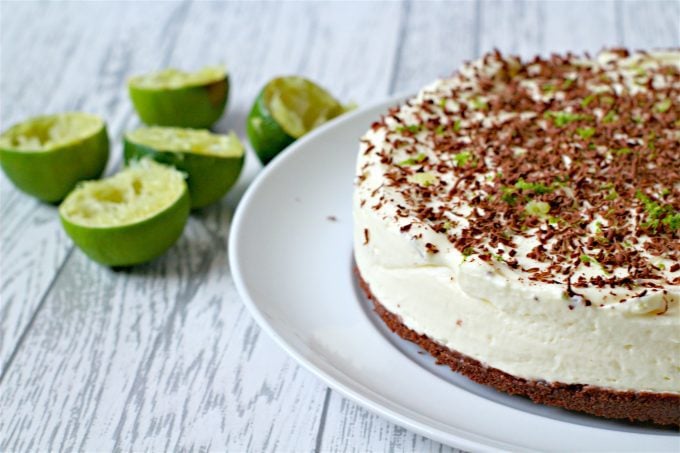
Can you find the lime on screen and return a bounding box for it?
[123,127,244,209]
[0,112,109,202]
[128,66,229,128]
[246,76,350,165]
[59,159,189,266]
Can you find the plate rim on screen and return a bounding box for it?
[229,94,502,452]
[228,94,679,452]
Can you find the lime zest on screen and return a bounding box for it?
[398,153,426,166]
[453,150,472,167]
[408,172,437,187]
[576,127,595,140]
[514,178,554,195]
[655,99,672,113]
[545,111,587,127]
[525,200,551,217]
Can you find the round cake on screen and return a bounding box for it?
[353,49,679,426]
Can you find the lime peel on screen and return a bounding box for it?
[59,158,190,266]
[0,112,109,202]
[247,76,348,165]
[124,127,244,209]
[128,66,229,128]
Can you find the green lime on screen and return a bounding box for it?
[123,127,244,209]
[0,112,109,202]
[128,66,229,128]
[246,76,351,165]
[59,158,190,266]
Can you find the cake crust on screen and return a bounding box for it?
[356,267,680,427]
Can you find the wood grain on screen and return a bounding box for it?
[317,0,677,451]
[0,1,677,451]
[0,2,405,451]
[0,0,186,374]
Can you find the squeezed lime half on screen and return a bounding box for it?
[128,66,229,128]
[124,126,244,209]
[0,112,109,202]
[59,158,190,266]
[246,76,351,165]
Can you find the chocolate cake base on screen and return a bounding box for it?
[356,268,680,427]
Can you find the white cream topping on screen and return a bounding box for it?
[354,51,680,394]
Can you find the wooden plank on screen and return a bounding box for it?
[539,1,619,54]
[315,2,477,451]
[0,0,177,373]
[618,0,680,48]
[390,0,478,94]
[0,2,403,451]
[476,0,544,58]
[319,0,675,451]
[319,394,458,453]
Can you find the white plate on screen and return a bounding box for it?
[229,96,679,452]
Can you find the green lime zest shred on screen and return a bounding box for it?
[613,147,631,156]
[655,99,672,113]
[576,127,595,139]
[602,110,618,124]
[453,150,472,167]
[470,98,488,110]
[580,94,596,108]
[408,171,437,187]
[396,124,422,134]
[525,200,551,217]
[635,190,679,232]
[398,153,427,166]
[514,178,554,195]
[545,111,586,127]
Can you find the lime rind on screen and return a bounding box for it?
[264,77,345,139]
[123,127,245,208]
[128,67,229,128]
[0,112,109,202]
[129,65,227,90]
[0,112,104,152]
[59,158,190,266]
[125,127,242,157]
[60,158,186,228]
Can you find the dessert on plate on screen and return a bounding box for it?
[353,49,679,426]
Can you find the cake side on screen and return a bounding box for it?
[353,49,680,403]
[356,267,680,427]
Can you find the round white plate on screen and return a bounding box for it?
[229,96,679,452]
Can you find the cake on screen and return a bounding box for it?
[353,49,679,426]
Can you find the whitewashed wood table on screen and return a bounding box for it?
[1,1,677,451]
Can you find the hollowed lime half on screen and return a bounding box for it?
[124,127,244,209]
[0,112,109,202]
[59,159,190,266]
[246,76,352,165]
[128,66,229,128]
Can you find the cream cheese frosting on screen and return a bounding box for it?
[354,50,680,394]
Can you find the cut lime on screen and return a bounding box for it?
[0,112,109,202]
[246,76,350,165]
[124,127,244,209]
[128,66,229,128]
[59,159,189,266]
